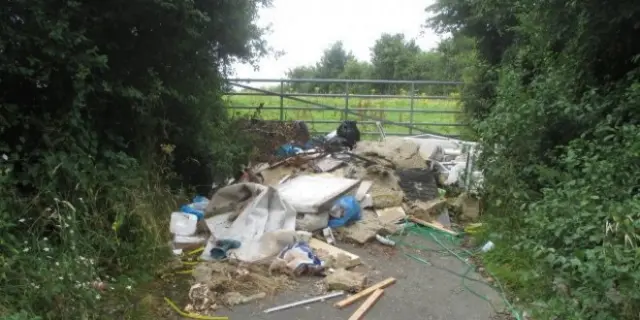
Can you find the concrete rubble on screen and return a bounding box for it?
[324,268,367,292]
[165,126,484,318]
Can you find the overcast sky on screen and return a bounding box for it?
[230,0,442,79]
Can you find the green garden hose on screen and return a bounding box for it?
[390,223,523,320]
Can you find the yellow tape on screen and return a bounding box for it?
[187,247,204,256]
[164,297,229,320]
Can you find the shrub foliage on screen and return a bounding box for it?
[0,0,269,318]
[430,0,640,318]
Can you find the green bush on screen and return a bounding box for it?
[0,0,269,318]
[430,0,640,318]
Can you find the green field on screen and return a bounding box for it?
[224,93,465,137]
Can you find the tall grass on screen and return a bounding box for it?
[0,152,185,319]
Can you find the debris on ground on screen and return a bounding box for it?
[163,120,485,319]
[451,192,481,221]
[334,277,396,308]
[347,288,384,320]
[262,291,345,314]
[309,238,361,269]
[335,209,382,244]
[324,268,367,292]
[404,198,448,221]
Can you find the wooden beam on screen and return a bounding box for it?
[347,289,384,320]
[334,277,396,308]
[408,216,458,236]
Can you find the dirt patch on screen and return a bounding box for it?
[187,261,296,314]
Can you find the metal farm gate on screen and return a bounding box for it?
[224,78,465,138]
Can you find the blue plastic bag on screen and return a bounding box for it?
[327,195,362,228]
[275,143,303,158]
[179,196,208,221]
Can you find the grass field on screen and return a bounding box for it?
[224,93,466,137]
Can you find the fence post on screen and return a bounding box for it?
[344,81,350,121]
[279,80,284,121]
[409,82,415,135]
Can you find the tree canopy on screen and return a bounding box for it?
[283,33,473,94]
[0,0,270,318]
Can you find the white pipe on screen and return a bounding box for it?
[375,234,396,246]
[263,291,345,314]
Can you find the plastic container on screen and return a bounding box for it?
[481,241,495,252]
[170,212,198,236]
[179,196,209,221]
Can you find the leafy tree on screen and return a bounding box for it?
[339,59,374,93]
[286,65,318,92]
[0,0,269,318]
[316,41,354,79]
[370,33,421,92]
[315,41,355,92]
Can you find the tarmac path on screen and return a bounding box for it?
[222,233,508,320]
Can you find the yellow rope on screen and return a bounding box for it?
[164,297,229,320]
[187,247,204,256]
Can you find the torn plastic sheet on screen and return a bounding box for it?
[201,183,297,263]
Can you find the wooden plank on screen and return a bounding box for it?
[334,277,396,308]
[347,289,384,320]
[309,238,361,268]
[408,216,458,236]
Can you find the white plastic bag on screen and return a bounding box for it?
[170,212,197,236]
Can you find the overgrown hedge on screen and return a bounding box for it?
[430,0,640,318]
[0,0,268,318]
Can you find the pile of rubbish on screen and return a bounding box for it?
[165,120,483,319]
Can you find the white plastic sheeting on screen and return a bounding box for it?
[202,183,297,263]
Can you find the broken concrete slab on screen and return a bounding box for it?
[337,209,382,244]
[451,192,481,221]
[353,137,425,169]
[339,165,405,208]
[370,189,404,209]
[309,238,361,268]
[325,268,367,293]
[375,206,406,225]
[403,199,447,220]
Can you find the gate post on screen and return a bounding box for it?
[409,82,415,135]
[344,81,350,121]
[279,80,284,121]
